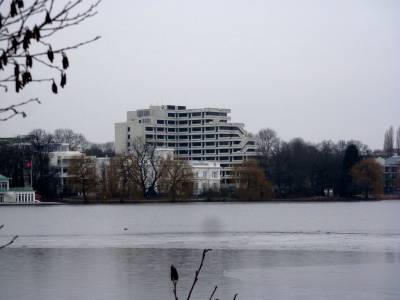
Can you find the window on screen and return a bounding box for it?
[168,120,176,125]
[192,112,201,117]
[157,120,164,124]
[145,127,153,131]
[168,136,176,140]
[168,143,175,147]
[156,127,164,132]
[168,113,175,117]
[145,134,153,139]
[178,113,188,117]
[192,120,201,124]
[179,135,188,140]
[192,127,201,132]
[167,105,176,110]
[213,171,218,178]
[168,128,176,132]
[127,134,130,139]
[127,127,130,132]
[179,120,188,125]
[179,128,188,132]
[192,135,201,140]
[203,171,207,178]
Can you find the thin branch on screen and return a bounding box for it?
[12,36,101,58]
[0,98,41,121]
[0,225,18,250]
[186,249,211,300]
[0,235,18,250]
[173,281,178,300]
[233,293,239,300]
[209,286,218,300]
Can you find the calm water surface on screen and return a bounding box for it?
[1,201,400,300]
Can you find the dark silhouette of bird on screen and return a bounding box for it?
[170,265,179,283]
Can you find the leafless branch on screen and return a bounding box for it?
[209,285,218,300]
[0,97,40,121]
[0,224,18,250]
[186,248,212,300]
[0,0,102,120]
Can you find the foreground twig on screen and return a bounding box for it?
[170,249,238,300]
[0,225,18,250]
[209,285,218,300]
[186,248,211,300]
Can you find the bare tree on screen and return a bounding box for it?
[0,0,101,121]
[396,126,400,156]
[383,126,394,157]
[161,156,193,201]
[111,154,134,202]
[256,128,279,159]
[53,128,88,150]
[68,153,96,202]
[130,138,166,198]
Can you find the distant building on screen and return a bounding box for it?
[115,105,257,184]
[0,175,36,204]
[191,161,221,195]
[384,156,400,193]
[48,149,85,194]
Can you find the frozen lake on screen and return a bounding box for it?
[1,201,400,299]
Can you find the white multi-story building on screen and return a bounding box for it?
[115,105,257,184]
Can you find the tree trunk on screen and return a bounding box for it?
[82,179,87,203]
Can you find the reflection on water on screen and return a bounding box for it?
[1,248,400,300]
[1,201,400,299]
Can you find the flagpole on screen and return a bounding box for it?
[31,155,33,187]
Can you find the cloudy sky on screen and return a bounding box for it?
[1,0,399,149]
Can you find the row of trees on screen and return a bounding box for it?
[67,144,194,202]
[255,128,383,199]
[0,128,113,198]
[383,126,400,158]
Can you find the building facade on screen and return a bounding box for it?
[384,156,400,194]
[115,105,257,184]
[0,175,36,204]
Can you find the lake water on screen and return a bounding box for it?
[1,201,400,300]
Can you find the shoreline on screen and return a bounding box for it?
[1,196,398,206]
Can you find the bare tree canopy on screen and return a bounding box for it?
[383,126,394,157]
[0,0,101,121]
[396,126,400,156]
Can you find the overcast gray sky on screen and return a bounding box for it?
[1,0,399,149]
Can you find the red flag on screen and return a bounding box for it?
[25,161,32,169]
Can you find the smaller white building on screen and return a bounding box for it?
[190,161,221,195]
[0,175,36,204]
[49,150,84,193]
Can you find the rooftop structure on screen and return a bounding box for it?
[115,105,257,184]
